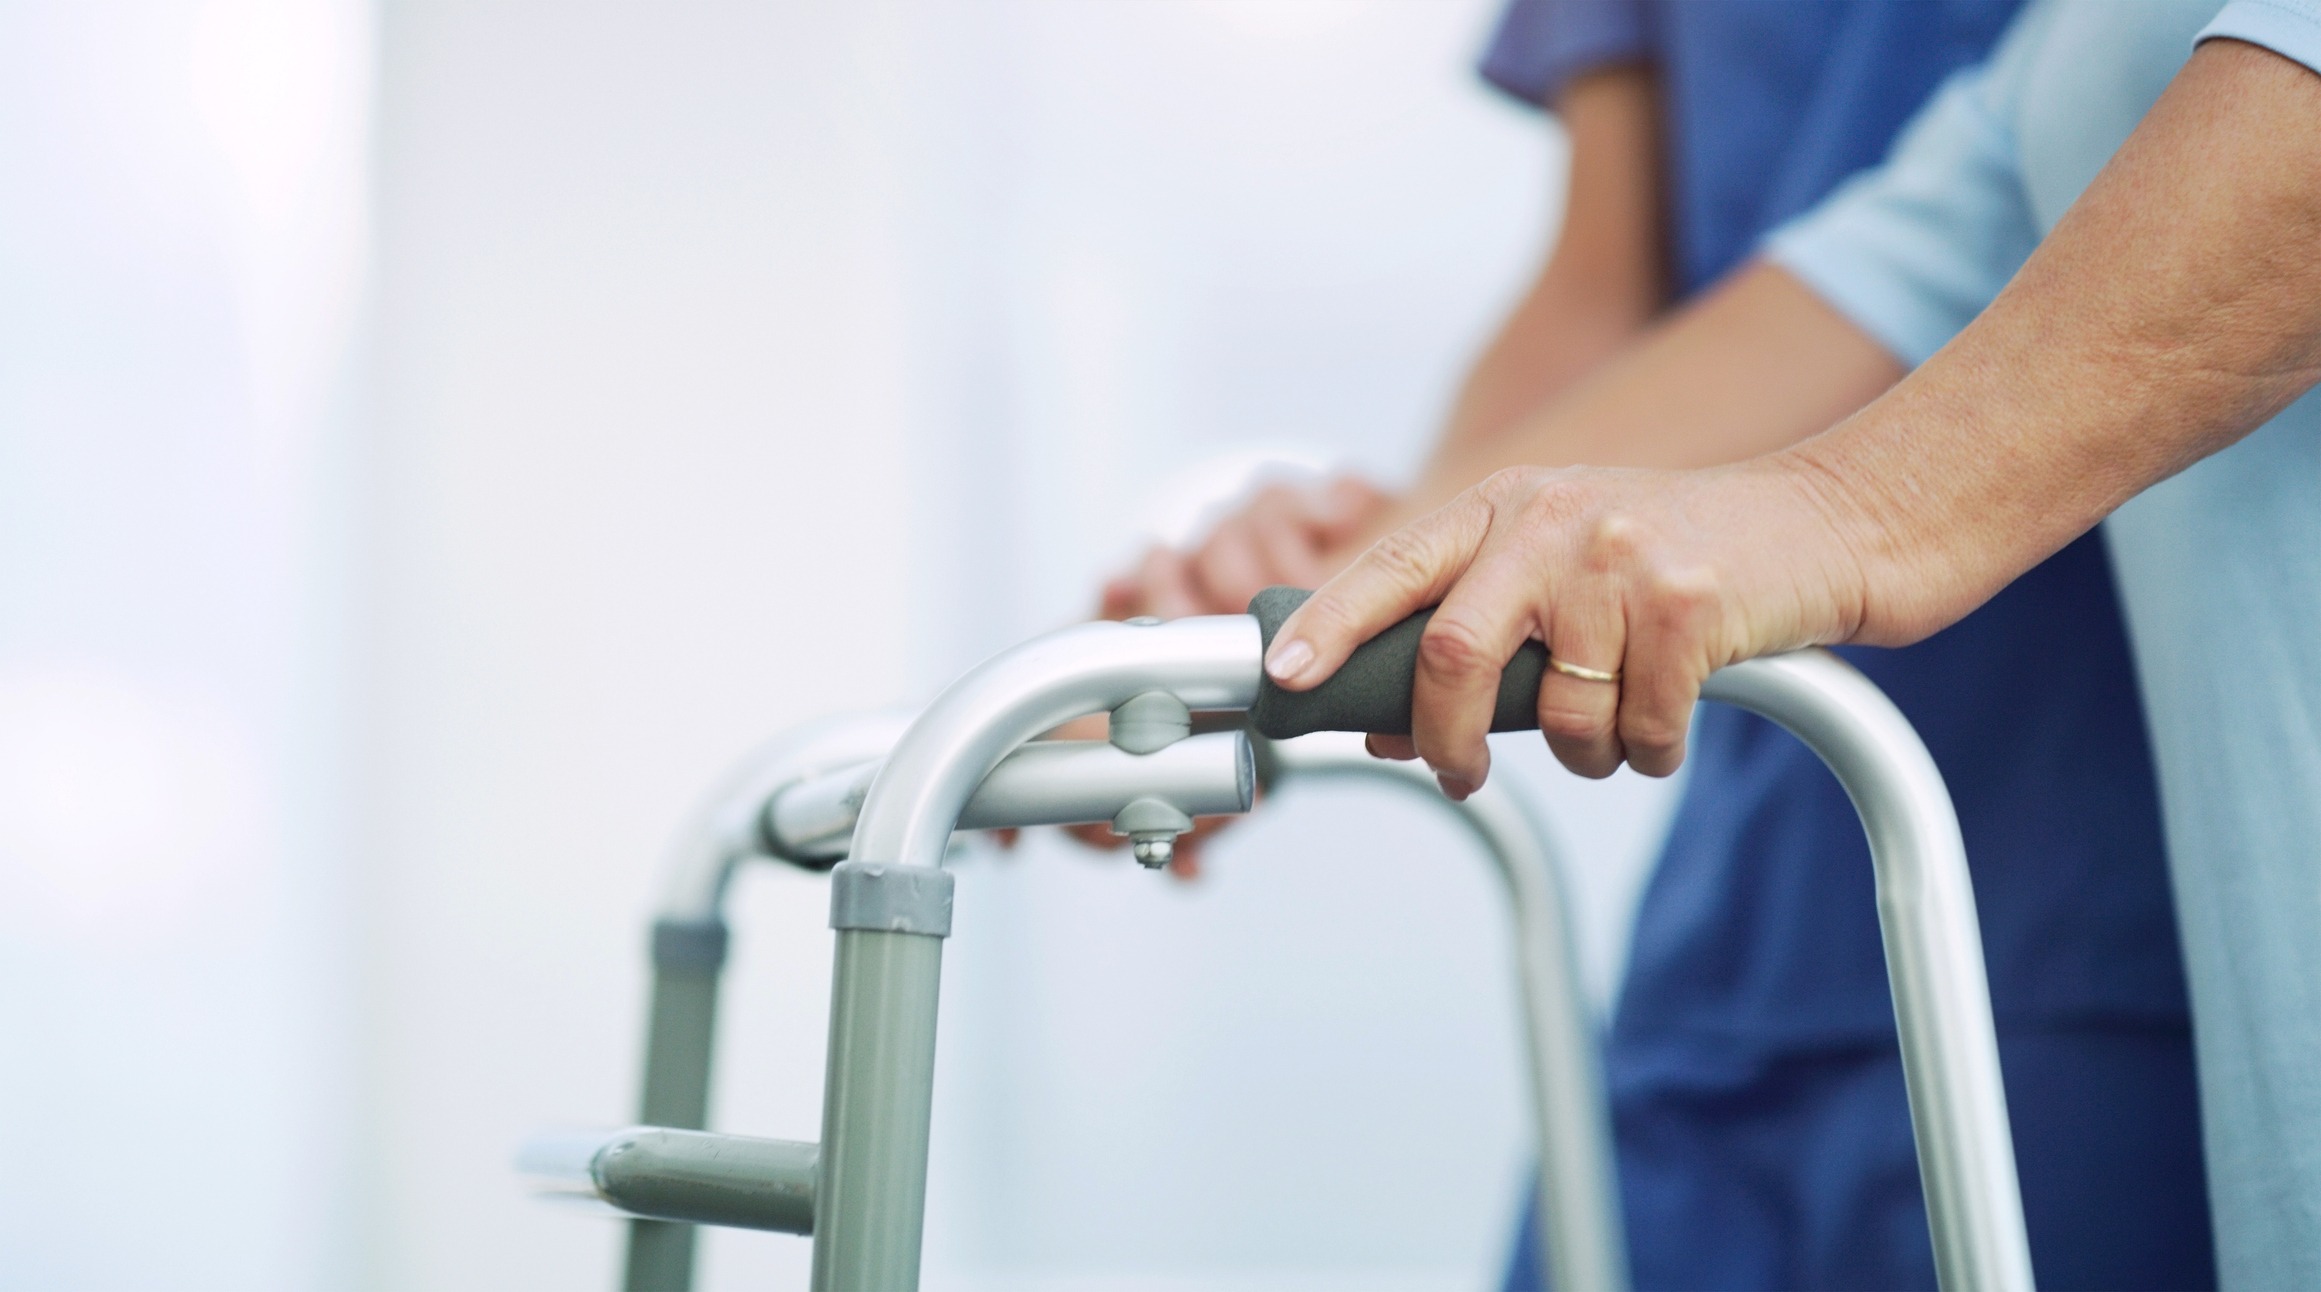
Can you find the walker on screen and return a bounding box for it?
[521,589,2035,1292]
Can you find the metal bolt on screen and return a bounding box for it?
[1130,833,1175,868]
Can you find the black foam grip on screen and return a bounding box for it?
[1247,587,1548,739]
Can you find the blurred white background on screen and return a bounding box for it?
[0,2,1675,1288]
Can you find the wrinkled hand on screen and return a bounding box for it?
[1260,461,1873,793]
[1102,476,1390,620]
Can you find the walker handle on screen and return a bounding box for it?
[1248,586,1546,738]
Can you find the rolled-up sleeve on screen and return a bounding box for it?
[1478,0,1650,111]
[1768,0,2321,371]
[1761,44,2045,368]
[1759,12,2054,368]
[2199,0,2321,75]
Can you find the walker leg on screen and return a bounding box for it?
[623,918,730,1292]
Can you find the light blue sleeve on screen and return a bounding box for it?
[1760,9,2054,368]
[2200,0,2321,74]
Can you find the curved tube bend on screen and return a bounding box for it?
[847,615,1263,870]
[1704,651,2033,1292]
[655,711,915,924]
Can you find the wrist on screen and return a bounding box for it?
[1733,448,1880,646]
[1767,400,2020,647]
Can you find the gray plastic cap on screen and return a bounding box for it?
[1109,690,1193,754]
[828,861,955,938]
[650,918,731,973]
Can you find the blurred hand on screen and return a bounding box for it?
[1102,476,1390,621]
[996,817,1231,880]
[1263,460,1877,793]
[1029,475,1386,879]
[995,712,1233,880]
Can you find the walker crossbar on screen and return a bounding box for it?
[765,733,1253,864]
[522,1126,817,1235]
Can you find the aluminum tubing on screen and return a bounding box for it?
[626,943,726,1292]
[811,929,945,1291]
[766,731,1256,863]
[634,712,903,1291]
[1267,735,1626,1292]
[595,1128,818,1235]
[1702,651,2033,1292]
[812,616,1265,1292]
[656,712,912,922]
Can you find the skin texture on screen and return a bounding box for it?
[1266,40,2321,797]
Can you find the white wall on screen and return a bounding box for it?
[0,1,372,1287]
[361,2,918,1287]
[362,3,1675,1290]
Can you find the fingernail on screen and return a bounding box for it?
[1435,772,1473,801]
[1265,637,1313,682]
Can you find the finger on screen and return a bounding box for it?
[1061,822,1126,852]
[1168,845,1201,880]
[1250,497,1333,591]
[1099,569,1145,621]
[1189,512,1270,614]
[1312,476,1390,544]
[990,827,1020,851]
[1136,547,1205,620]
[1166,815,1236,880]
[1365,733,1417,760]
[1265,492,1495,691]
[1614,565,1719,777]
[1410,544,1547,796]
[1046,713,1110,741]
[1535,573,1630,779]
[1192,486,1328,611]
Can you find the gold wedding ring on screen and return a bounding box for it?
[1547,654,1621,684]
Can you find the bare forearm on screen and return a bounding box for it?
[1432,67,1665,457]
[1794,39,2321,643]
[1265,38,2321,792]
[1400,261,1903,524]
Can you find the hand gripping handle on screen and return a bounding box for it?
[1248,586,1549,738]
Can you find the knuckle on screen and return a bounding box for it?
[1620,709,1689,753]
[1641,562,1723,631]
[1367,527,1443,592]
[1537,699,1610,744]
[1581,511,1648,573]
[1418,612,1500,681]
[1476,465,1538,502]
[1511,473,1584,526]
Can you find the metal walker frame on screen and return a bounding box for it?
[524,612,2035,1292]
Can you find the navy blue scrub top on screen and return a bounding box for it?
[1479,2,2211,1288]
